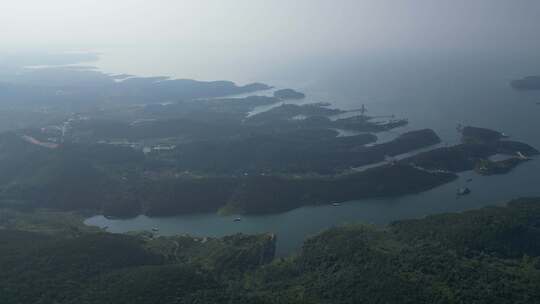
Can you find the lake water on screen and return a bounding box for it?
[85,49,540,256]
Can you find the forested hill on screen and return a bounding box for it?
[1,197,540,303]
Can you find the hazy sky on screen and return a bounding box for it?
[2,0,540,80]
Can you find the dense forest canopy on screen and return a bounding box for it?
[1,198,540,303]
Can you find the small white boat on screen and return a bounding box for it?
[516,151,530,160]
[331,202,341,207]
[151,227,159,232]
[457,187,471,196]
[234,217,242,222]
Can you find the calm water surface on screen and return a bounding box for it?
[86,51,540,256]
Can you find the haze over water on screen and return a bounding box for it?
[4,0,540,255]
[87,48,540,256]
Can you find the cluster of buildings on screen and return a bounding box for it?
[37,114,177,154]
